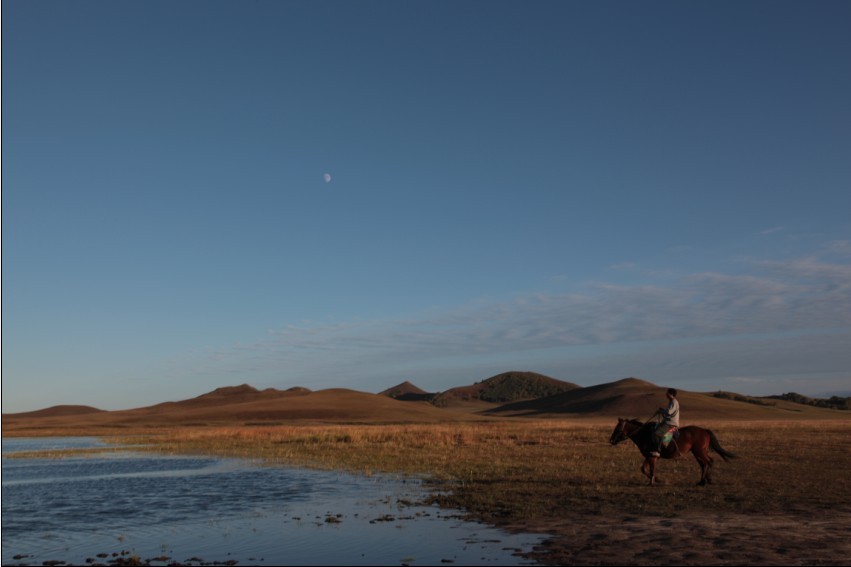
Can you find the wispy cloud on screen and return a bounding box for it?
[183,253,851,395]
[826,240,851,256]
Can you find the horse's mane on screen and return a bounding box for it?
[625,418,657,433]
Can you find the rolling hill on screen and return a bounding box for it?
[431,371,580,407]
[379,381,434,402]
[1,386,481,433]
[145,384,311,411]
[4,405,106,418]
[3,373,848,435]
[485,377,847,421]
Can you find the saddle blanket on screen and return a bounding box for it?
[661,427,679,447]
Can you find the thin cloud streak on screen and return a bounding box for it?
[188,255,851,395]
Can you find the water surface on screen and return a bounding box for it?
[2,437,544,565]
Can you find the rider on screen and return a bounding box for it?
[650,388,679,457]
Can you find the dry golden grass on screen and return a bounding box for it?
[108,419,851,521]
[9,418,851,565]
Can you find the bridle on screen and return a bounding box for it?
[611,419,643,445]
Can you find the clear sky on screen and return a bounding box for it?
[3,1,850,412]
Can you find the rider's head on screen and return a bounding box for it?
[666,388,677,398]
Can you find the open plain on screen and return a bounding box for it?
[5,377,851,565]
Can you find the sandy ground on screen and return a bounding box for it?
[510,511,851,566]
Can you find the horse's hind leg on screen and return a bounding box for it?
[694,450,713,486]
[705,453,715,484]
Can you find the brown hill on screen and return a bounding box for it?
[379,381,434,402]
[486,377,657,416]
[486,377,848,421]
[5,376,848,436]
[433,371,580,408]
[2,386,484,433]
[3,405,105,418]
[145,383,310,411]
[151,388,459,424]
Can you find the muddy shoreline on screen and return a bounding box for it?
[507,510,851,566]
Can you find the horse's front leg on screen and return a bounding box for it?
[640,459,652,482]
[641,457,658,485]
[648,456,658,485]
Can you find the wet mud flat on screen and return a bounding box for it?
[10,550,239,566]
[511,510,851,566]
[2,438,544,566]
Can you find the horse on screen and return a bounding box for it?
[609,418,736,486]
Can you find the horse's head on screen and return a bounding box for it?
[610,418,629,445]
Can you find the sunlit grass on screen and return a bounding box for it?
[106,420,851,525]
[4,447,132,459]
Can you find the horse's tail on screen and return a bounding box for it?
[708,429,737,462]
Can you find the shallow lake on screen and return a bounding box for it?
[2,437,545,566]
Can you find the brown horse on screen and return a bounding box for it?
[609,418,736,486]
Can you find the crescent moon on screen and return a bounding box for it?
[323,173,332,183]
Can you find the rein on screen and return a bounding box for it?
[619,419,650,442]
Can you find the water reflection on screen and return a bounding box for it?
[2,437,543,565]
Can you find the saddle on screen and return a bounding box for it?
[660,426,679,447]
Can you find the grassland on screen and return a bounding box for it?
[6,378,851,564]
[90,418,851,565]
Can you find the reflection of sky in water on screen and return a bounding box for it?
[2,438,544,566]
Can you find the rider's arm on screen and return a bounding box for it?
[658,401,676,419]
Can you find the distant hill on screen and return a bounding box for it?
[432,371,580,407]
[766,392,850,411]
[486,377,850,420]
[125,388,467,424]
[2,385,482,433]
[379,381,434,402]
[5,374,850,435]
[485,377,666,416]
[4,405,105,418]
[145,383,309,411]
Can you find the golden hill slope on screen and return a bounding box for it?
[1,387,484,433]
[4,375,848,436]
[4,405,106,419]
[486,377,847,421]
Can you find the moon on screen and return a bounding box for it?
[323,173,332,183]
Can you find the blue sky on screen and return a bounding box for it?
[3,1,850,412]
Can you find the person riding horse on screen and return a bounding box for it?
[650,388,679,457]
